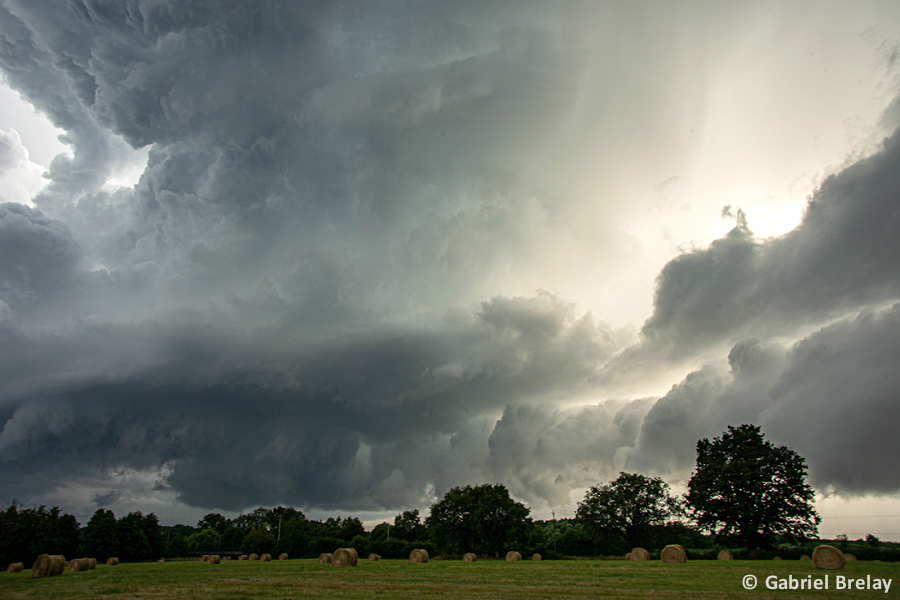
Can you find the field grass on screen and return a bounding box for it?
[1,558,898,599]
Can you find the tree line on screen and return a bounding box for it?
[4,425,897,566]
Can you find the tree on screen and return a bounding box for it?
[118,512,152,562]
[188,529,222,551]
[426,484,531,556]
[686,424,819,559]
[576,472,682,550]
[81,509,119,562]
[198,513,230,534]
[392,509,426,541]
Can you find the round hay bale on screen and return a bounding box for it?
[279,553,289,560]
[51,556,65,575]
[317,553,333,564]
[248,553,259,561]
[629,548,650,561]
[260,554,272,562]
[410,549,429,563]
[212,555,222,564]
[106,557,119,566]
[69,558,90,572]
[844,554,857,561]
[368,553,380,561]
[462,553,477,562]
[505,551,522,562]
[800,555,811,561]
[88,558,97,569]
[774,556,782,561]
[660,545,687,564]
[532,553,542,561]
[332,548,358,567]
[158,559,165,562]
[31,555,52,578]
[7,562,23,573]
[201,554,209,563]
[812,545,845,570]
[240,555,248,560]
[625,552,631,560]
[717,550,733,561]
[32,555,65,578]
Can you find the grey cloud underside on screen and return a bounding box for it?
[1,0,899,518]
[642,129,900,358]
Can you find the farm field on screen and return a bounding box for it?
[1,558,898,599]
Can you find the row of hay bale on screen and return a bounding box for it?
[27,555,110,578]
[315,548,427,566]
[624,545,688,563]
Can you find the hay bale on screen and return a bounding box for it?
[812,545,845,570]
[158,559,165,562]
[106,557,119,566]
[505,551,522,562]
[279,553,289,560]
[332,548,358,567]
[532,553,542,561]
[88,558,97,569]
[660,545,687,564]
[211,555,222,564]
[844,554,857,561]
[7,562,23,573]
[410,549,429,563]
[32,554,52,578]
[50,556,65,575]
[69,558,90,572]
[260,554,272,562]
[368,553,380,561]
[32,554,65,578]
[462,553,477,562]
[629,548,650,561]
[774,556,782,561]
[800,555,811,561]
[248,553,259,561]
[717,550,733,561]
[240,555,248,560]
[317,553,333,564]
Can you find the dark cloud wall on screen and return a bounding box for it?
[642,128,900,359]
[1,0,899,521]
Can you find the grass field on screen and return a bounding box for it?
[1,558,898,599]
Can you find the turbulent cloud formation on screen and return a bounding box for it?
[0,0,899,524]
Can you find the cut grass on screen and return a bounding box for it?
[1,559,898,599]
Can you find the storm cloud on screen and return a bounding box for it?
[1,0,899,524]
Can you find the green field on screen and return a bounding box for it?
[1,558,898,599]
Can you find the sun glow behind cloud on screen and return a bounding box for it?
[1,0,900,540]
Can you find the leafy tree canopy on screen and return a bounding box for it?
[576,472,682,549]
[198,513,230,534]
[686,424,819,558]
[426,484,531,556]
[392,509,426,542]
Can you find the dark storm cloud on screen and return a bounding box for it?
[2,0,899,520]
[0,288,618,511]
[640,126,900,360]
[617,304,900,495]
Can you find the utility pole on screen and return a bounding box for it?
[552,510,556,554]
[278,515,282,541]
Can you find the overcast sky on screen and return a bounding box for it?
[1,0,900,540]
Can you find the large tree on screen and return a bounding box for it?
[426,484,531,556]
[686,424,819,558]
[576,472,682,550]
[81,509,119,562]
